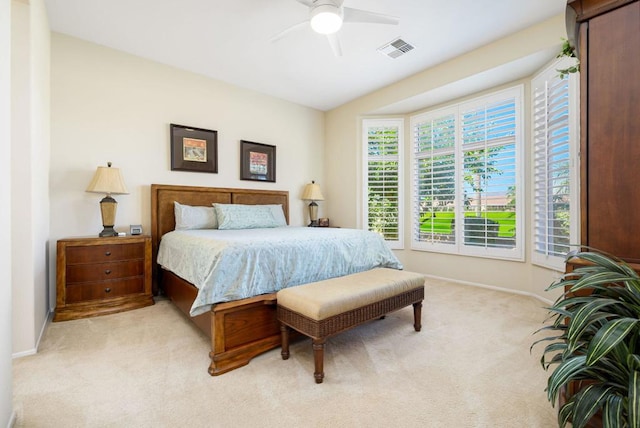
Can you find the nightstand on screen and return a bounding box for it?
[54,235,154,321]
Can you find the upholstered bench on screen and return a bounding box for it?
[276,268,425,383]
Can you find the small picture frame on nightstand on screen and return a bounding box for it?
[130,224,143,235]
[318,218,330,227]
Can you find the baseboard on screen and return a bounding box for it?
[423,273,555,306]
[11,309,52,359]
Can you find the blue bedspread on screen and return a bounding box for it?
[157,226,402,316]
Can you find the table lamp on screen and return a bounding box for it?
[86,162,129,237]
[301,181,324,227]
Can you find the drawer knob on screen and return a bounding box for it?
[104,269,111,275]
[105,288,111,293]
[105,251,111,256]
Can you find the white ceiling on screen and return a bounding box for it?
[43,0,566,112]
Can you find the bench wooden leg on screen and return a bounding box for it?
[413,301,423,332]
[280,324,290,360]
[312,338,325,384]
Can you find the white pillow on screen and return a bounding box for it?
[174,201,218,230]
[213,203,280,230]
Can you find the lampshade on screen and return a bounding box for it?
[86,162,128,237]
[301,181,324,201]
[310,5,343,35]
[86,162,129,195]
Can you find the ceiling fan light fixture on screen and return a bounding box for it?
[310,5,343,35]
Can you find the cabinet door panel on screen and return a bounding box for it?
[586,1,640,262]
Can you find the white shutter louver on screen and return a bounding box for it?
[532,58,578,268]
[364,119,403,249]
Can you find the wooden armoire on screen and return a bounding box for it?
[567,0,640,264]
[564,1,640,426]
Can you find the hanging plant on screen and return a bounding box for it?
[557,38,580,79]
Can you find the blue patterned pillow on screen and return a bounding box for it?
[264,204,288,227]
[213,204,280,230]
[174,202,218,230]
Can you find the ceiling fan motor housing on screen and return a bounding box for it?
[310,3,344,34]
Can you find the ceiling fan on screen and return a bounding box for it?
[271,0,399,57]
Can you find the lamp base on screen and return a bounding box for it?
[98,195,119,237]
[99,227,118,237]
[307,201,319,228]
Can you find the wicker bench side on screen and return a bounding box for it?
[277,287,424,339]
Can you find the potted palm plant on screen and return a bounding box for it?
[534,250,640,428]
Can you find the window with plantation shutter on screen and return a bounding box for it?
[531,59,579,270]
[363,119,403,249]
[411,86,523,260]
[412,110,457,248]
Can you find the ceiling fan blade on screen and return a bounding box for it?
[270,21,309,43]
[343,7,399,25]
[327,33,342,57]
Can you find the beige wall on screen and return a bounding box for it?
[11,0,51,359]
[325,14,568,300]
[49,34,326,309]
[1,0,12,423]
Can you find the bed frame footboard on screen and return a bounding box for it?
[163,270,282,375]
[209,293,281,375]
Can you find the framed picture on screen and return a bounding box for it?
[318,218,330,227]
[240,140,276,182]
[170,123,218,173]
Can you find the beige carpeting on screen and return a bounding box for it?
[12,278,558,428]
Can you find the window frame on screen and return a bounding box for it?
[362,118,404,250]
[530,58,580,271]
[410,85,525,261]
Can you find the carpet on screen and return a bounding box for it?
[12,278,557,427]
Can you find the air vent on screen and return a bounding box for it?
[377,38,415,59]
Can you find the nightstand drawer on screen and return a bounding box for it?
[66,242,145,264]
[66,260,144,283]
[65,277,145,303]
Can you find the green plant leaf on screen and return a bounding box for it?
[572,384,615,428]
[548,355,588,403]
[630,370,640,428]
[629,355,640,371]
[567,298,624,343]
[602,395,623,428]
[574,250,623,267]
[571,271,639,293]
[534,340,565,361]
[537,341,569,370]
[595,353,634,387]
[587,318,640,365]
[558,399,575,428]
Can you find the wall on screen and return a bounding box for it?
[49,34,326,309]
[325,14,567,300]
[1,0,13,424]
[10,0,51,360]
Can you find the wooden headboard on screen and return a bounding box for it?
[150,184,289,293]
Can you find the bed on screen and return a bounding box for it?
[150,183,402,375]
